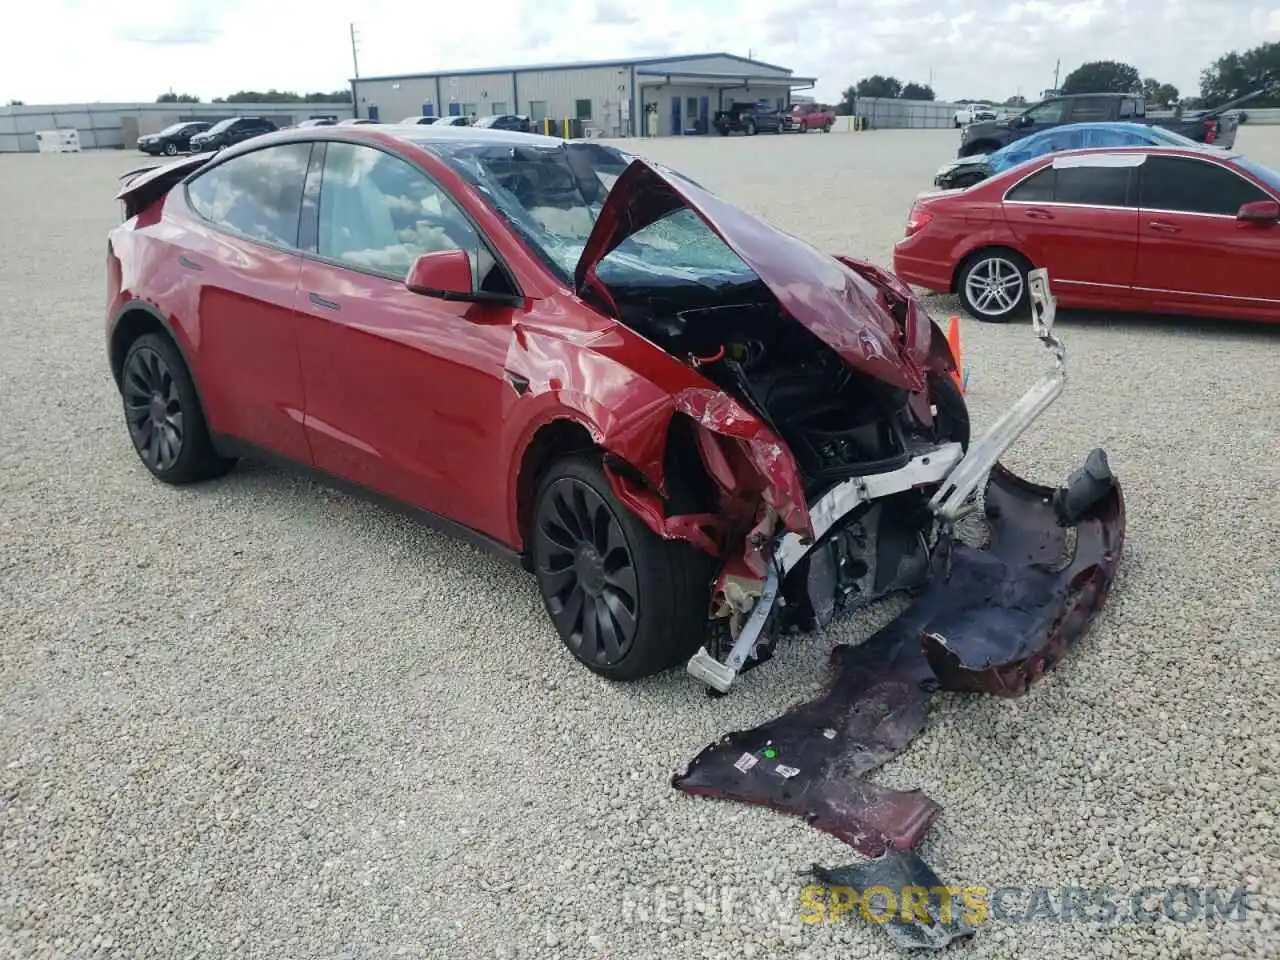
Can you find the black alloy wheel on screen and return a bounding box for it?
[118,332,233,484]
[123,345,185,473]
[535,476,639,669]
[164,142,178,155]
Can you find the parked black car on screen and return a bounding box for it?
[188,116,278,153]
[713,101,789,135]
[956,88,1272,157]
[136,121,212,156]
[472,114,533,133]
[295,118,338,128]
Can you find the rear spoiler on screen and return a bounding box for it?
[116,152,210,219]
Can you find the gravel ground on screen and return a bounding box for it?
[2,127,1278,960]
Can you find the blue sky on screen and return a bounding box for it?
[4,0,1278,105]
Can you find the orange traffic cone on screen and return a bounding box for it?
[946,316,966,395]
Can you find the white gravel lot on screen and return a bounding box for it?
[2,127,1278,960]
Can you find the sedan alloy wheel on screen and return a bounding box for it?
[123,345,185,473]
[959,252,1029,321]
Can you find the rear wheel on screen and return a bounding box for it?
[822,120,832,133]
[163,142,178,156]
[744,118,757,136]
[531,454,712,681]
[957,249,1031,323]
[120,333,234,483]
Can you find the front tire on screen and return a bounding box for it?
[120,333,234,484]
[957,248,1031,323]
[531,454,712,681]
[164,142,178,156]
[822,120,832,133]
[744,119,757,136]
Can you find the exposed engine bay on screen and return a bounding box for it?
[609,280,959,497]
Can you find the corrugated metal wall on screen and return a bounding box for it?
[518,66,635,136]
[439,73,518,118]
[855,97,957,129]
[0,101,355,153]
[642,55,792,78]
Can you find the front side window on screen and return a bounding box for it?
[185,142,312,247]
[1025,100,1069,124]
[316,142,482,280]
[1139,156,1269,215]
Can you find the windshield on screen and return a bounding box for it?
[1235,156,1280,194]
[207,118,237,133]
[430,139,753,288]
[159,122,201,136]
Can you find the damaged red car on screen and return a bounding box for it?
[108,125,1118,691]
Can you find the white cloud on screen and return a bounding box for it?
[1,0,1274,105]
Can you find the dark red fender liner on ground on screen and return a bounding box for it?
[672,454,1125,857]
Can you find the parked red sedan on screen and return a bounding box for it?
[893,145,1280,323]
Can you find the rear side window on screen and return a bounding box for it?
[1139,156,1268,215]
[1067,99,1113,122]
[1006,167,1055,202]
[1054,166,1131,206]
[186,142,312,247]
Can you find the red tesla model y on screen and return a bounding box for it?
[107,124,971,683]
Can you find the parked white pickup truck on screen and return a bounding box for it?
[954,103,997,127]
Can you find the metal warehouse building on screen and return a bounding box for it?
[351,53,816,137]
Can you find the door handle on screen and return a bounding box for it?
[1024,209,1054,220]
[178,254,203,271]
[1148,220,1181,233]
[308,292,340,311]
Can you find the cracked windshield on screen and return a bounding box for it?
[432,139,755,286]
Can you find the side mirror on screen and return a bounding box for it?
[404,249,474,298]
[1237,199,1280,223]
[403,250,523,307]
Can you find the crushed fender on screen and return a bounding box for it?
[673,453,1124,856]
[810,850,977,950]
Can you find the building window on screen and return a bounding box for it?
[491,102,507,115]
[575,99,592,120]
[462,102,477,117]
[422,102,435,117]
[528,100,548,122]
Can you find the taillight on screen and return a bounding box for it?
[1204,119,1219,144]
[905,204,935,237]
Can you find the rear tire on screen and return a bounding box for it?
[531,453,713,681]
[822,120,832,133]
[119,333,235,484]
[745,119,757,136]
[164,142,178,156]
[957,248,1031,323]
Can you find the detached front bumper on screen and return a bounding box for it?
[687,269,1077,694]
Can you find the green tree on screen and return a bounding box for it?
[5,99,23,106]
[900,82,935,101]
[1199,41,1280,107]
[212,89,351,104]
[1061,60,1141,94]
[1141,78,1179,106]
[156,92,201,103]
[1003,95,1027,107]
[854,75,903,99]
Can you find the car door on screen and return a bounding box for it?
[179,141,315,462]
[1003,154,1140,300]
[1018,98,1071,136]
[293,140,517,537]
[1133,153,1280,312]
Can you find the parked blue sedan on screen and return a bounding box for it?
[932,122,1203,189]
